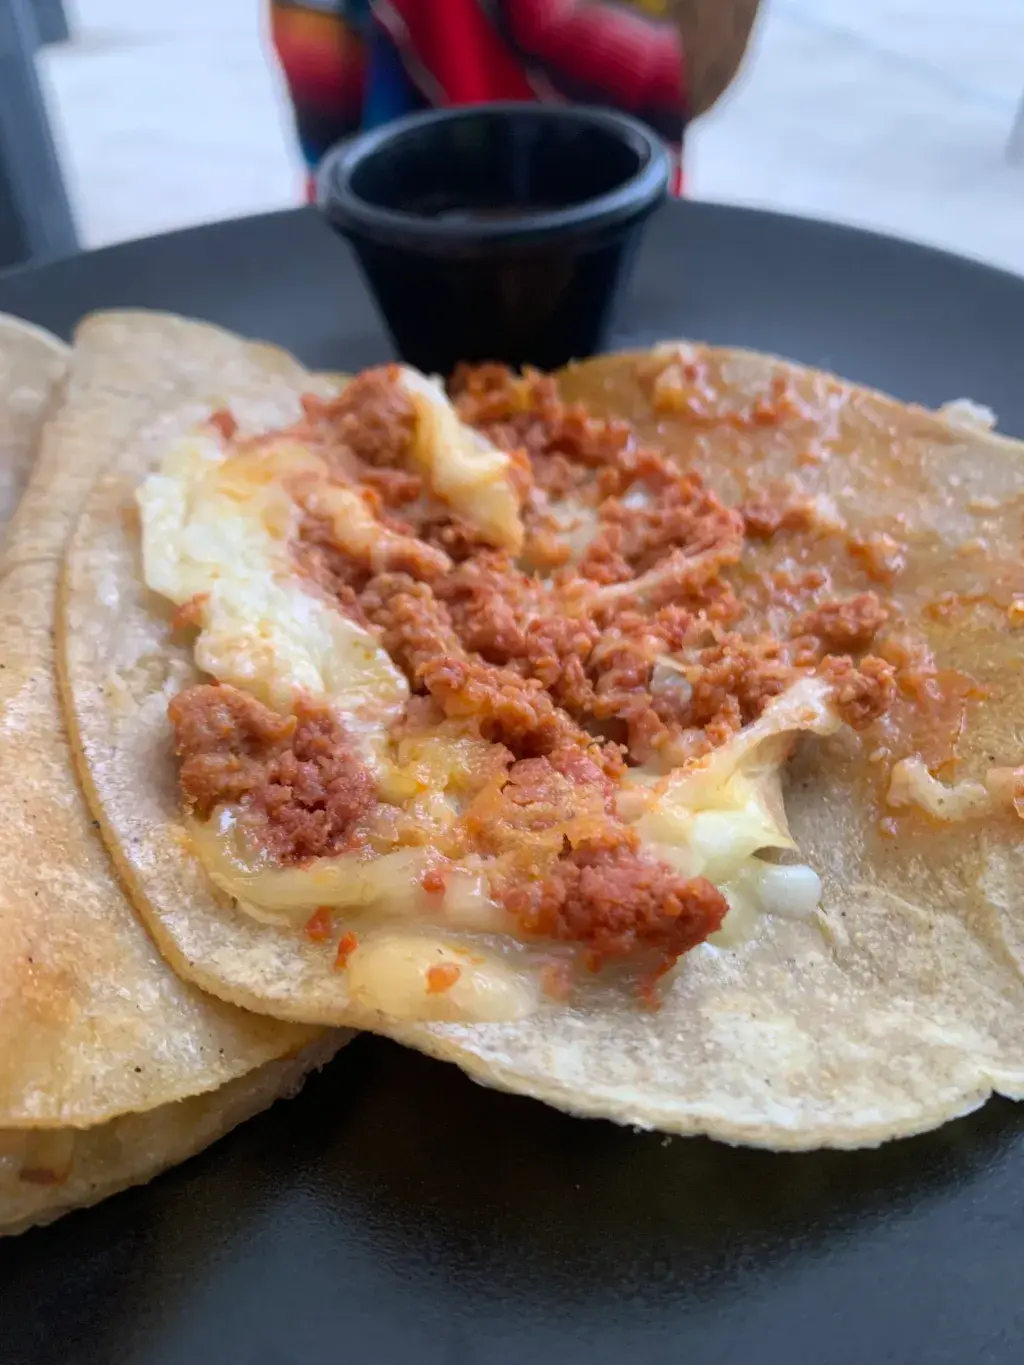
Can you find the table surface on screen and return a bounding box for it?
[1,201,1023,1365]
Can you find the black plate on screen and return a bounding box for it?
[1,202,1023,1365]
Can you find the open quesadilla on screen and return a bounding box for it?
[59,315,1024,1149]
[0,311,344,1235]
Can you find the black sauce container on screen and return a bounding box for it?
[317,103,671,375]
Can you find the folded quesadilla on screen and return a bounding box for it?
[0,311,345,1235]
[59,316,1024,1148]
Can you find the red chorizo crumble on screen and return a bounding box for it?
[426,962,461,994]
[334,931,359,971]
[292,512,371,624]
[500,850,728,973]
[170,592,209,632]
[305,907,333,942]
[741,499,826,540]
[847,532,906,585]
[209,408,238,441]
[464,744,728,970]
[169,684,375,862]
[639,352,802,427]
[421,867,447,895]
[793,592,888,654]
[315,366,416,469]
[577,475,744,587]
[820,655,896,730]
[453,363,632,484]
[167,356,983,976]
[360,466,423,508]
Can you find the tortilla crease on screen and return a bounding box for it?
[0,1033,338,1237]
[0,311,348,1234]
[60,323,1024,1150]
[0,313,69,540]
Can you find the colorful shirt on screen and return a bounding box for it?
[270,0,687,196]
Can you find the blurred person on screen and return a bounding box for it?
[269,1,762,198]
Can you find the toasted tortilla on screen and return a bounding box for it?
[0,311,348,1233]
[60,320,1024,1149]
[0,313,69,539]
[0,1033,338,1237]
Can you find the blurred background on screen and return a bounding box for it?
[26,0,1024,274]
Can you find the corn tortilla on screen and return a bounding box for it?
[59,317,1024,1149]
[0,311,347,1232]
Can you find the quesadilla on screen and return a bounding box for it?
[59,318,1024,1148]
[0,311,345,1235]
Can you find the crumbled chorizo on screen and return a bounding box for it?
[453,364,633,487]
[292,513,371,623]
[671,637,797,731]
[821,655,896,729]
[170,683,296,815]
[418,513,497,562]
[208,408,238,441]
[426,962,461,993]
[361,574,601,763]
[433,552,534,662]
[519,614,601,714]
[322,366,416,468]
[795,592,888,653]
[281,365,900,784]
[421,867,447,895]
[169,684,375,862]
[742,498,826,540]
[579,475,744,587]
[419,655,587,759]
[465,748,615,864]
[847,531,906,584]
[500,847,728,973]
[170,593,208,632]
[334,931,359,970]
[305,907,333,942]
[359,466,423,507]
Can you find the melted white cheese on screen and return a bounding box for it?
[346,932,538,1022]
[190,813,433,925]
[625,679,838,935]
[397,367,524,552]
[887,756,993,821]
[138,433,408,727]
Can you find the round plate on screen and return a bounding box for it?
[1,203,1023,1365]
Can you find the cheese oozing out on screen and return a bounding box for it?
[138,435,408,743]
[625,677,837,950]
[184,682,833,944]
[396,367,524,553]
[138,385,838,1023]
